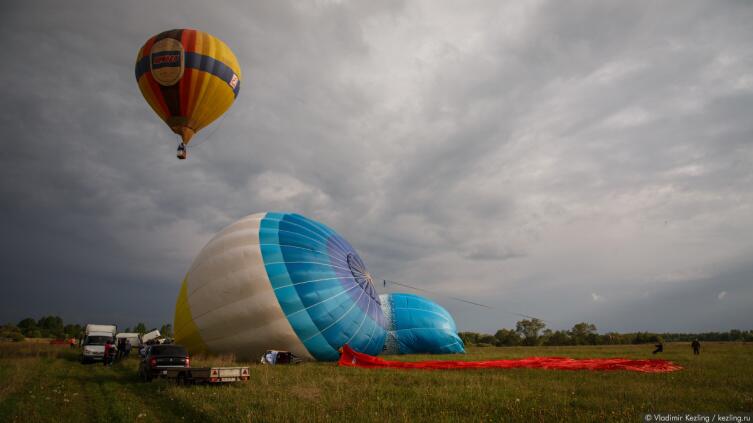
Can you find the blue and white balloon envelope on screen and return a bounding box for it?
[379,293,465,354]
[175,212,386,361]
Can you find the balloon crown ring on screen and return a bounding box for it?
[346,253,380,304]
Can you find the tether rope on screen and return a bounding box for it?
[381,278,547,322]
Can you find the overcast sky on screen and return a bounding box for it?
[1,1,752,334]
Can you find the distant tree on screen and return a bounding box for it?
[475,328,752,346]
[603,332,628,345]
[539,329,553,345]
[543,330,571,346]
[17,318,38,337]
[632,332,662,344]
[494,329,521,346]
[477,334,497,346]
[160,324,173,338]
[64,324,83,339]
[516,319,546,346]
[37,316,64,338]
[570,322,597,345]
[134,323,147,335]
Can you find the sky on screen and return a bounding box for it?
[1,0,752,334]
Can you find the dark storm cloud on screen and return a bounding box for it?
[1,0,751,333]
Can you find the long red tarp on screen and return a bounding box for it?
[338,344,682,373]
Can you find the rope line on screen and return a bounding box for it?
[381,279,546,322]
[184,113,228,151]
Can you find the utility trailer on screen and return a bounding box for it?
[158,366,250,384]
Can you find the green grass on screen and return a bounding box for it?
[0,342,750,422]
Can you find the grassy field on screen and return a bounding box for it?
[0,342,750,422]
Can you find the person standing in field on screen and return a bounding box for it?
[109,341,118,365]
[103,340,113,366]
[691,339,701,355]
[124,339,132,358]
[652,342,664,354]
[117,337,126,360]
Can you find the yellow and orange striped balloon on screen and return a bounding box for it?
[135,29,242,145]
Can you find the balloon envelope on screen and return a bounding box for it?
[135,29,241,144]
[379,293,465,354]
[174,212,386,361]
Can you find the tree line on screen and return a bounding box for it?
[0,316,174,342]
[3,316,751,346]
[459,319,753,347]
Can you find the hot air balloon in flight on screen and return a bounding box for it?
[135,29,241,159]
[174,212,387,361]
[379,293,465,354]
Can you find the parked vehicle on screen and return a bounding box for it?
[260,350,303,365]
[161,366,251,384]
[138,344,190,382]
[81,324,117,363]
[140,330,161,345]
[115,333,141,349]
[138,344,249,384]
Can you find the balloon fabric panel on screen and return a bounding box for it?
[174,214,314,361]
[259,213,386,360]
[174,275,208,354]
[381,293,465,354]
[339,344,683,372]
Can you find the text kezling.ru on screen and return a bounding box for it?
[644,414,752,423]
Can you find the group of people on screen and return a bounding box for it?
[102,337,133,366]
[652,340,702,355]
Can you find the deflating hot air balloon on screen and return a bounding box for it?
[174,212,387,361]
[135,29,241,159]
[380,293,465,354]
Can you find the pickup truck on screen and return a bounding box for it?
[138,344,249,384]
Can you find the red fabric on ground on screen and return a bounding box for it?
[338,344,682,373]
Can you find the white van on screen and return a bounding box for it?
[81,324,116,363]
[115,332,141,349]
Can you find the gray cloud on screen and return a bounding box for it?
[1,0,752,333]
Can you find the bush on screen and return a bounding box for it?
[0,325,26,342]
